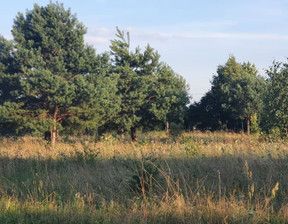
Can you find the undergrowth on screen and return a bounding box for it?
[0,131,287,223]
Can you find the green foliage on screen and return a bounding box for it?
[169,122,184,139]
[0,2,119,138]
[126,156,159,194]
[0,4,190,140]
[179,136,198,156]
[75,146,100,165]
[148,64,190,125]
[0,36,20,103]
[110,28,159,132]
[110,28,189,138]
[261,61,288,137]
[250,113,260,134]
[187,56,265,133]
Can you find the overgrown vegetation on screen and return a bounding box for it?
[0,132,287,223]
[1,2,288,222]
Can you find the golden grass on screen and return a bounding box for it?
[0,131,287,223]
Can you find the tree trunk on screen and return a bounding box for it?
[51,126,57,149]
[121,128,125,139]
[130,127,137,142]
[241,120,244,133]
[166,121,169,136]
[247,118,250,135]
[51,107,58,148]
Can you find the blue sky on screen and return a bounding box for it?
[1,0,288,101]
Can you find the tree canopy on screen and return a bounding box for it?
[0,3,189,144]
[110,28,189,140]
[187,56,265,134]
[261,61,288,137]
[3,2,288,142]
[0,2,120,146]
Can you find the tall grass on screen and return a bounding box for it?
[0,132,287,223]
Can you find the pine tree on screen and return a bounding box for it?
[145,64,189,133]
[0,36,20,103]
[1,2,119,146]
[110,28,189,140]
[0,36,23,135]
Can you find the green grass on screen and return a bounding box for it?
[0,132,287,223]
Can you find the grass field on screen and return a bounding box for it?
[0,131,287,223]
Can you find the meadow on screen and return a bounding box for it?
[0,131,287,223]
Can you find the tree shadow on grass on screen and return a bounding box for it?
[0,154,287,223]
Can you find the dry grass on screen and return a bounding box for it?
[0,131,287,223]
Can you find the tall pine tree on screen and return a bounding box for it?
[1,2,119,146]
[110,28,189,140]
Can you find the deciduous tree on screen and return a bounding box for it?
[188,56,265,133]
[262,61,288,137]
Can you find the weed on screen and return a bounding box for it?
[0,132,287,223]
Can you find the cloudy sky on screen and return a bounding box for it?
[1,0,288,101]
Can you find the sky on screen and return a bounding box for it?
[1,0,288,102]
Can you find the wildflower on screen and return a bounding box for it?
[75,192,81,198]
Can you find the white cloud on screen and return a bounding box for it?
[168,32,288,40]
[84,36,109,45]
[88,27,114,36]
[116,28,288,41]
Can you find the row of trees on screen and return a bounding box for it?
[1,2,288,145]
[186,56,288,138]
[0,2,189,146]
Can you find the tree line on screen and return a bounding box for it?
[0,2,287,146]
[0,2,189,147]
[186,56,288,138]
